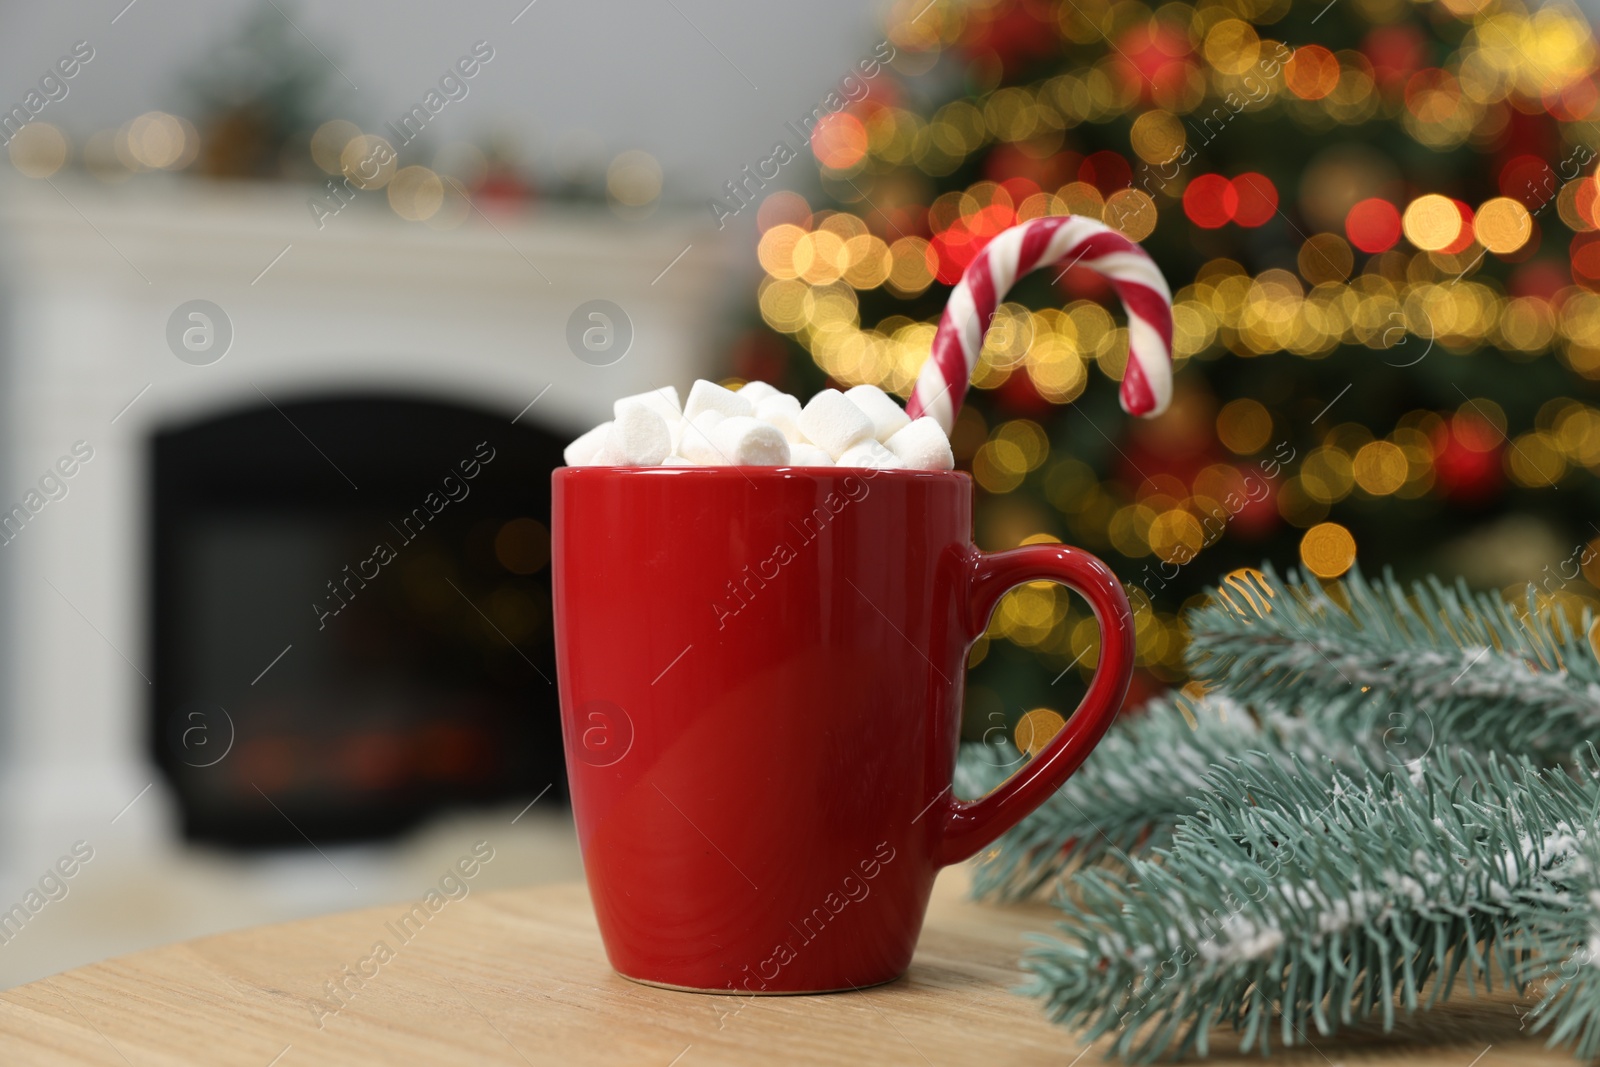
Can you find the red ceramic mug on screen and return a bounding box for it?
[551,466,1133,993]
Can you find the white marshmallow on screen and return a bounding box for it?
[798,389,874,459]
[844,384,911,442]
[756,394,805,442]
[614,386,681,423]
[606,406,672,466]
[677,411,727,465]
[837,439,900,469]
[564,422,615,466]
[684,379,754,422]
[786,443,835,467]
[711,416,790,466]
[885,417,954,471]
[565,382,955,470]
[736,380,782,405]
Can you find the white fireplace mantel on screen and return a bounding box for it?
[0,174,741,867]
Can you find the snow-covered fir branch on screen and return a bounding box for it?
[956,696,1373,901]
[1520,821,1600,1060]
[1187,567,1600,764]
[1020,752,1599,1062]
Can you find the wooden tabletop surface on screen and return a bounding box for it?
[0,868,1571,1066]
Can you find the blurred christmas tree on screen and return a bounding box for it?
[735,0,1600,739]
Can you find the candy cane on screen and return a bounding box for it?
[906,216,1175,433]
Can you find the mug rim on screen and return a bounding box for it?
[553,466,971,484]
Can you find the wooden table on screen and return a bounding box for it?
[0,870,1570,1066]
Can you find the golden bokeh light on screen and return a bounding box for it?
[794,230,848,285]
[1284,45,1341,100]
[1300,447,1355,504]
[387,165,445,221]
[887,236,935,296]
[1473,196,1532,255]
[7,122,67,179]
[1217,398,1272,455]
[341,135,397,189]
[1104,188,1157,241]
[1297,233,1353,284]
[1300,522,1357,578]
[606,150,662,208]
[1506,431,1566,487]
[995,419,1050,470]
[842,234,893,289]
[1218,567,1276,618]
[757,224,806,281]
[311,119,362,175]
[1149,508,1204,563]
[126,111,191,170]
[1129,109,1185,165]
[1056,181,1105,219]
[1204,20,1261,76]
[1352,440,1408,495]
[1015,707,1066,757]
[1401,194,1462,252]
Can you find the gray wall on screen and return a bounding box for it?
[0,0,884,208]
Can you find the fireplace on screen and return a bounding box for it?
[153,395,569,845]
[0,175,732,858]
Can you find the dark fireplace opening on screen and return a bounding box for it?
[152,394,568,847]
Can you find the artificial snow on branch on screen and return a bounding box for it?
[957,696,1362,901]
[1021,751,1600,1062]
[961,567,1599,904]
[1188,567,1600,765]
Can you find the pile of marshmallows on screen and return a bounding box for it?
[562,380,954,471]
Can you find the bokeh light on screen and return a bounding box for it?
[1474,196,1532,254]
[340,135,397,189]
[1402,194,1464,252]
[606,150,662,208]
[1230,173,1278,228]
[1217,399,1272,455]
[1285,45,1340,100]
[387,166,444,221]
[7,123,68,179]
[1300,522,1357,578]
[1346,198,1402,252]
[1183,174,1236,229]
[310,120,361,175]
[812,113,868,171]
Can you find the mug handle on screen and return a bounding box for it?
[934,543,1135,867]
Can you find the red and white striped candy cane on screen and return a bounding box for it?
[906,216,1174,433]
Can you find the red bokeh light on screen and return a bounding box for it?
[1572,233,1600,286]
[998,176,1041,206]
[1577,178,1600,231]
[1509,260,1568,301]
[1079,150,1132,196]
[1230,173,1278,227]
[1346,198,1402,253]
[1554,77,1599,122]
[1113,23,1195,104]
[1363,25,1426,92]
[1441,199,1475,255]
[1500,154,1558,210]
[1184,174,1237,229]
[1432,415,1503,505]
